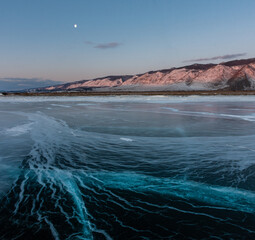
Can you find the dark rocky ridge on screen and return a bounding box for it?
[221,58,255,67]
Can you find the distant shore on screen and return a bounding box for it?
[2,90,255,97]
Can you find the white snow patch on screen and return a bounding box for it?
[77,103,96,106]
[120,137,133,142]
[51,104,70,108]
[3,123,33,136]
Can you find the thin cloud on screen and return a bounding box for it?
[85,40,121,49]
[183,53,247,63]
[94,42,121,49]
[0,78,63,91]
[84,41,94,45]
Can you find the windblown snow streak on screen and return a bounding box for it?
[0,96,255,239]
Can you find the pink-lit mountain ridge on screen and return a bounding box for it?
[33,58,255,92]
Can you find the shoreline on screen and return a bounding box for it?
[2,90,255,97]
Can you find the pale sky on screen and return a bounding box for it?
[1,0,255,90]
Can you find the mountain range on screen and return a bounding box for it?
[31,58,255,92]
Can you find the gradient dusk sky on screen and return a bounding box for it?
[1,0,255,90]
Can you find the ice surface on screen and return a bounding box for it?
[2,95,255,103]
[1,96,255,239]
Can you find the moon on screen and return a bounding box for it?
[74,24,77,28]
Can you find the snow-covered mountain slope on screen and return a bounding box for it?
[31,58,255,92]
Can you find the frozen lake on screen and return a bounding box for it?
[1,95,255,239]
